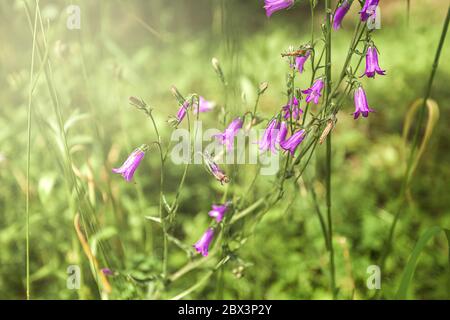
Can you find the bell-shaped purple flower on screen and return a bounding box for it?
[194,228,214,257]
[302,79,324,105]
[259,119,280,153]
[282,97,303,120]
[193,96,215,114]
[203,152,230,185]
[333,0,351,30]
[353,86,375,119]
[277,121,288,146]
[176,101,190,123]
[215,117,243,151]
[112,146,146,182]
[208,204,228,223]
[294,50,311,74]
[280,129,306,156]
[264,0,294,17]
[361,46,386,78]
[360,0,379,22]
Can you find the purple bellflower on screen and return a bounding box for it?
[208,203,229,223]
[215,117,243,151]
[353,86,375,119]
[194,228,214,257]
[294,50,311,73]
[176,101,190,123]
[112,145,147,182]
[302,78,324,105]
[360,0,379,22]
[277,121,288,146]
[264,0,294,17]
[193,96,216,114]
[280,129,306,156]
[361,46,386,78]
[259,119,280,153]
[333,0,351,30]
[203,152,230,185]
[282,97,303,120]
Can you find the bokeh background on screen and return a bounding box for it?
[0,0,449,299]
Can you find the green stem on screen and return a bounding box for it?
[146,109,168,279]
[25,3,38,300]
[324,0,337,300]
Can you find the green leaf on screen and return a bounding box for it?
[396,226,450,299]
[402,98,440,186]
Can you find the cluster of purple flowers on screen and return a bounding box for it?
[265,0,384,120]
[194,203,229,256]
[259,118,305,156]
[111,0,387,260]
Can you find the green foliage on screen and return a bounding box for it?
[0,0,449,299]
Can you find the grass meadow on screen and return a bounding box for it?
[0,0,449,299]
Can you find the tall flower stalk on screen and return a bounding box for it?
[324,0,337,300]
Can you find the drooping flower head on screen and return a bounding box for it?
[194,228,214,257]
[208,203,229,223]
[361,46,386,78]
[193,96,216,114]
[302,78,324,105]
[215,117,243,151]
[112,145,147,182]
[333,0,351,30]
[280,129,306,156]
[294,50,311,74]
[259,119,280,153]
[264,0,294,17]
[353,86,375,119]
[202,152,229,185]
[282,96,303,120]
[360,0,379,22]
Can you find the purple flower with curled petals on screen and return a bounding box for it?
[208,204,228,223]
[193,96,216,114]
[361,46,386,78]
[264,0,294,17]
[333,0,351,30]
[302,79,324,105]
[353,86,375,119]
[259,119,280,153]
[112,145,147,182]
[360,0,379,22]
[194,228,214,257]
[215,118,243,151]
[280,130,306,156]
[282,97,303,120]
[294,51,311,74]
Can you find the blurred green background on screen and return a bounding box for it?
[0,0,449,299]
